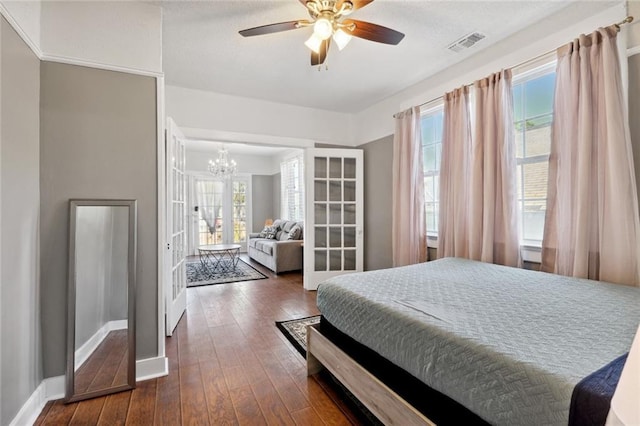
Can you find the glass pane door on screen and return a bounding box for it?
[313,157,357,272]
[195,179,225,246]
[305,148,363,290]
[192,176,251,251]
[232,180,247,244]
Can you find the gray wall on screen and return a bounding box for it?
[109,207,129,321]
[357,135,394,271]
[272,172,281,219]
[0,17,42,425]
[40,62,157,378]
[74,206,129,348]
[251,175,275,232]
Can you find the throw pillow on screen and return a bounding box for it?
[287,224,302,240]
[259,225,278,239]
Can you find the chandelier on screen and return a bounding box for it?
[208,148,237,179]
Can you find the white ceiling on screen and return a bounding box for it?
[160,0,593,114]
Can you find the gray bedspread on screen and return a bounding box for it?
[316,258,640,426]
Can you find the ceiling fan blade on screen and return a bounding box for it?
[342,19,405,45]
[311,38,330,66]
[239,21,301,37]
[337,0,374,12]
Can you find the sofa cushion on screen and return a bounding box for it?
[259,225,278,239]
[287,224,302,240]
[254,240,275,256]
[277,220,302,240]
[282,221,296,232]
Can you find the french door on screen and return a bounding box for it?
[165,117,187,336]
[304,148,364,290]
[189,175,250,253]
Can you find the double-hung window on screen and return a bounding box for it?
[512,63,555,245]
[421,105,444,236]
[280,153,305,221]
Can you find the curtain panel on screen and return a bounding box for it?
[541,26,640,286]
[438,87,472,259]
[196,179,221,235]
[392,106,426,266]
[438,73,520,267]
[470,70,520,266]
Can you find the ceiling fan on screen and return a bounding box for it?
[239,0,405,66]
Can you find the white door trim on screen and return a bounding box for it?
[156,76,166,361]
[165,117,187,336]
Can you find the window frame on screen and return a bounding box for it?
[512,60,556,249]
[420,102,445,240]
[418,58,557,260]
[280,152,305,221]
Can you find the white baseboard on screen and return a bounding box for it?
[75,320,128,370]
[136,356,169,381]
[9,375,64,426]
[10,356,167,426]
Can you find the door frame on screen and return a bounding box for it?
[164,117,188,336]
[303,148,364,290]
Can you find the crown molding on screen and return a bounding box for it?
[40,54,164,78]
[0,3,43,58]
[0,4,163,78]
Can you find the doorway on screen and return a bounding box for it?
[188,175,251,254]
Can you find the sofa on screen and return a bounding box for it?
[248,219,303,274]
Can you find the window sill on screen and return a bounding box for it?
[426,236,542,264]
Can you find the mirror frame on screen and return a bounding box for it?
[65,199,137,403]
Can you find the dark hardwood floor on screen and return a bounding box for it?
[35,255,362,425]
[75,329,129,395]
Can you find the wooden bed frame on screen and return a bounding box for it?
[306,324,435,426]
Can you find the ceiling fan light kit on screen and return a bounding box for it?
[333,29,351,50]
[239,0,404,66]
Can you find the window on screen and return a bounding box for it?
[513,64,555,244]
[281,154,305,221]
[232,180,247,243]
[419,62,555,248]
[421,106,444,235]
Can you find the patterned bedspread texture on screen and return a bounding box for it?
[316,258,640,426]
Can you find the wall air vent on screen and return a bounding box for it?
[447,32,486,52]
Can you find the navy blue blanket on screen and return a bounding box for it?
[569,353,628,426]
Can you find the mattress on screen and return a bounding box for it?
[316,258,640,426]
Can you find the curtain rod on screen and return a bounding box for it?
[394,15,634,117]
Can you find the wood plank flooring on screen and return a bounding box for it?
[35,256,363,425]
[74,330,129,395]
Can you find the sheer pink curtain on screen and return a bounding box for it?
[438,87,471,258]
[470,70,520,266]
[392,106,426,266]
[541,26,640,286]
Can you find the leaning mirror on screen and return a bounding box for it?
[65,199,137,403]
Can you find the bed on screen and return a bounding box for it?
[309,257,640,426]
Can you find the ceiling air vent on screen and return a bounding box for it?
[447,32,486,53]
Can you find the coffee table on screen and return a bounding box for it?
[198,244,241,273]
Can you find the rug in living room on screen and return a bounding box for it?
[186,258,267,287]
[275,315,321,357]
